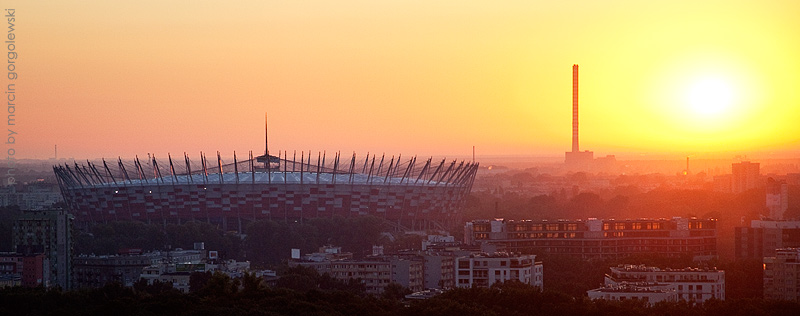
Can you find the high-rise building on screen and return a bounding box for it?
[763,248,800,301]
[12,210,74,289]
[732,161,760,193]
[735,220,800,260]
[766,178,789,219]
[565,64,594,168]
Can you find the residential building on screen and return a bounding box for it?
[327,257,424,295]
[0,182,63,210]
[732,161,761,193]
[455,252,543,290]
[465,217,717,261]
[140,258,251,293]
[288,245,353,276]
[763,248,800,301]
[73,254,152,288]
[587,282,678,305]
[766,178,789,219]
[75,246,207,289]
[0,252,48,288]
[605,264,725,302]
[12,209,73,289]
[735,220,800,260]
[292,248,424,295]
[422,252,455,289]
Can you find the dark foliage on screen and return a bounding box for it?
[0,271,798,315]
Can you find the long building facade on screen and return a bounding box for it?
[55,152,477,231]
[605,264,725,302]
[465,217,717,260]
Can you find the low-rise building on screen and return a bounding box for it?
[763,248,800,301]
[73,254,152,288]
[328,257,424,295]
[74,247,207,289]
[587,282,677,305]
[0,252,48,288]
[291,247,425,295]
[605,264,725,302]
[455,252,543,290]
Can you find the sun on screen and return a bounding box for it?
[685,77,736,116]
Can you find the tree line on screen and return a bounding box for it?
[1,276,797,316]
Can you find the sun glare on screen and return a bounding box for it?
[685,77,735,116]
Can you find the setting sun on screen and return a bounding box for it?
[686,77,736,116]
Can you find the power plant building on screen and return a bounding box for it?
[565,64,594,168]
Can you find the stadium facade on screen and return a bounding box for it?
[54,151,478,231]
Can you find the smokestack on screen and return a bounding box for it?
[572,64,579,153]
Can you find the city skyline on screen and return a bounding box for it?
[11,0,800,159]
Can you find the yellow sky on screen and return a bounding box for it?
[11,0,800,159]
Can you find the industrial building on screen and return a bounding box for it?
[565,64,594,169]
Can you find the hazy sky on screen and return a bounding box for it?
[11,0,800,159]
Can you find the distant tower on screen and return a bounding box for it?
[565,64,593,169]
[731,161,760,193]
[572,64,579,153]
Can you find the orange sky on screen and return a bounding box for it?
[10,0,800,160]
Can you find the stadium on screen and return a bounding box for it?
[54,151,478,231]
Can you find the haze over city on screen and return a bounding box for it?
[5,1,800,314]
[14,0,800,160]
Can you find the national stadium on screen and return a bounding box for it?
[54,150,478,231]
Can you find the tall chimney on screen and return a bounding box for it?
[572,64,579,153]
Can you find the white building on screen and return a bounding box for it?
[605,264,725,302]
[455,252,543,290]
[587,282,677,306]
